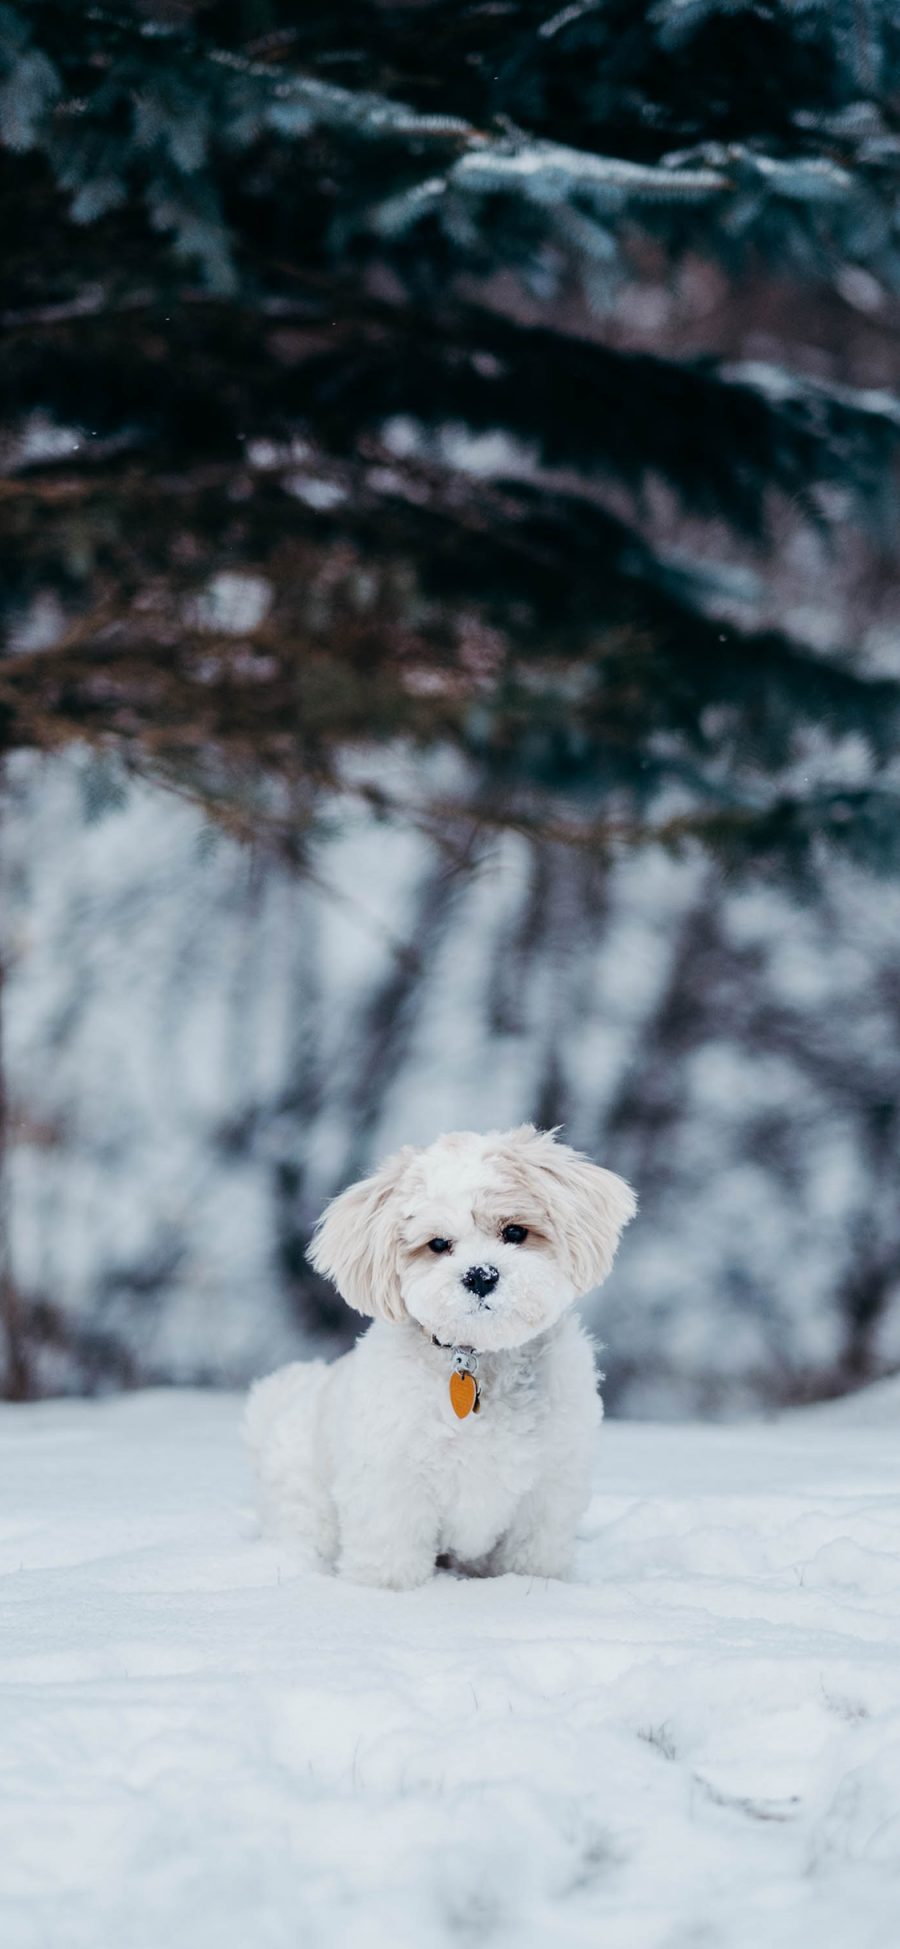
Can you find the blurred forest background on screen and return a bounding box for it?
[1,0,899,1413]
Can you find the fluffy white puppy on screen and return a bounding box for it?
[245,1125,635,1590]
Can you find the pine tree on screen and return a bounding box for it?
[1,0,899,880]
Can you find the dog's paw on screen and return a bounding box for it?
[338,1555,435,1592]
[494,1544,575,1581]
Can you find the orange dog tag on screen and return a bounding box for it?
[449,1370,478,1419]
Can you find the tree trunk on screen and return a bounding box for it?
[0,769,29,1399]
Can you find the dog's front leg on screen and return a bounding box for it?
[335,1466,438,1590]
[492,1478,583,1581]
[492,1420,596,1580]
[493,1323,600,1580]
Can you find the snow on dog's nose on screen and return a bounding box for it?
[462,1263,500,1300]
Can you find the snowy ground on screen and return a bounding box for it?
[2,1387,899,1949]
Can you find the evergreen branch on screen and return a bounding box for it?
[319,780,900,884]
[5,288,900,536]
[1,452,897,787]
[2,0,899,887]
[5,2,900,294]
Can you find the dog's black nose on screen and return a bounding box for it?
[462,1263,500,1300]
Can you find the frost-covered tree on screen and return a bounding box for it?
[1,0,899,876]
[3,3,900,1404]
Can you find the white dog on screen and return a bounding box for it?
[245,1125,635,1589]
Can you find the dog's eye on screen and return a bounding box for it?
[428,1237,452,1255]
[501,1224,528,1245]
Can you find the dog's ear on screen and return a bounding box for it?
[307,1148,414,1323]
[503,1125,636,1296]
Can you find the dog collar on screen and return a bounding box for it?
[432,1336,481,1419]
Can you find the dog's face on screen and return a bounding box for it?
[308,1127,636,1351]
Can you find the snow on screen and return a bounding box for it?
[2,1385,899,1949]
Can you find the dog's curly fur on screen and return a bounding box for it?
[245,1126,636,1589]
